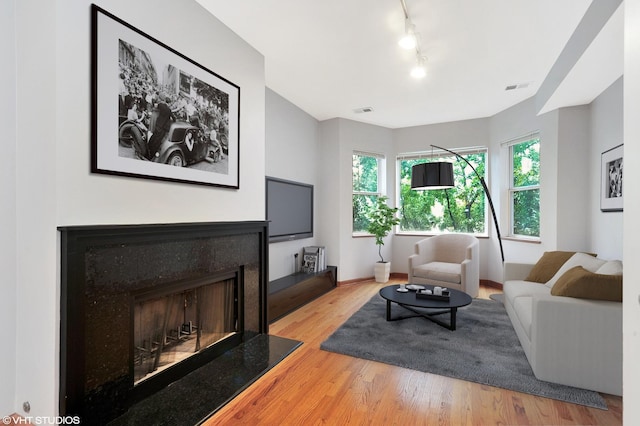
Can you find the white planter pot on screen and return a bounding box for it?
[374,262,391,283]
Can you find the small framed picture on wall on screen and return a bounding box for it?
[600,144,623,212]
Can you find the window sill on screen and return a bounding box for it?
[352,232,373,238]
[502,236,541,244]
[395,231,490,239]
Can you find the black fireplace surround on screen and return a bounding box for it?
[59,221,281,424]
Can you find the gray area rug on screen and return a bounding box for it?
[321,294,607,409]
[489,293,504,303]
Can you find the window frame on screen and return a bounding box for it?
[395,146,489,237]
[352,151,385,236]
[507,134,541,241]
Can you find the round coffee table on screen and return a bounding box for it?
[379,284,472,330]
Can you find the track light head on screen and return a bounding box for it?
[410,55,427,79]
[398,18,417,50]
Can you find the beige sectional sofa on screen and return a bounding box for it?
[502,252,622,396]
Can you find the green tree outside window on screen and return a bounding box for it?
[398,152,487,234]
[353,153,382,233]
[511,139,540,237]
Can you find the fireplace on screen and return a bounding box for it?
[58,222,280,424]
[132,273,240,385]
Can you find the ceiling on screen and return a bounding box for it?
[195,0,622,129]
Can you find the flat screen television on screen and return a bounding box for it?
[266,176,313,243]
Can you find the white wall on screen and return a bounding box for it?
[556,106,591,250]
[0,0,17,416]
[316,118,394,281]
[624,0,640,421]
[15,0,58,417]
[317,119,343,277]
[8,0,266,417]
[265,88,320,279]
[590,77,624,259]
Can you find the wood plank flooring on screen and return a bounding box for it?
[204,279,623,425]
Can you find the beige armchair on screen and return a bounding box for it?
[408,234,480,297]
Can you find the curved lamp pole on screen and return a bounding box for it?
[410,144,504,263]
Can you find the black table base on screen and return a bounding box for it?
[385,301,459,330]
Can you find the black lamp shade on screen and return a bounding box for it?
[411,162,454,190]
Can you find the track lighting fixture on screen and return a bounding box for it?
[398,18,417,50]
[399,0,427,79]
[411,55,427,79]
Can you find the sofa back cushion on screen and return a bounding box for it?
[551,266,622,302]
[545,252,606,288]
[525,251,581,283]
[596,260,623,275]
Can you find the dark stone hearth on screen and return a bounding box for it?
[109,334,301,425]
[59,222,277,424]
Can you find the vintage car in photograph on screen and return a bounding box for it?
[118,120,221,167]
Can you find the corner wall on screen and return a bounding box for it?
[589,77,623,259]
[10,0,266,417]
[265,88,321,279]
[318,118,394,281]
[0,0,17,416]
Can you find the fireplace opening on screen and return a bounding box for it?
[133,276,239,385]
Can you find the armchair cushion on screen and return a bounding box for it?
[408,234,479,297]
[412,261,461,284]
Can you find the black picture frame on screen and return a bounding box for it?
[91,5,240,188]
[600,144,623,212]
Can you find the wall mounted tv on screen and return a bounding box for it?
[266,176,313,243]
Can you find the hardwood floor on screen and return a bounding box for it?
[204,279,622,425]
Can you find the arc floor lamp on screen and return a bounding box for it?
[410,145,505,262]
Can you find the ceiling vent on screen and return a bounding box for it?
[505,82,530,91]
[353,107,374,113]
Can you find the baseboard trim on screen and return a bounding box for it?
[338,273,408,286]
[339,275,502,289]
[481,279,503,290]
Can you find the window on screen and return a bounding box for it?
[397,147,487,235]
[509,136,540,238]
[352,152,383,234]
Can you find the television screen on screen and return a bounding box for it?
[266,177,313,243]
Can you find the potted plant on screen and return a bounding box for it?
[367,196,400,283]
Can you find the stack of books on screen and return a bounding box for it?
[301,246,326,273]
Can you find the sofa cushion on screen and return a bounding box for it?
[525,251,582,283]
[596,260,623,275]
[551,266,623,302]
[545,252,606,289]
[503,280,550,306]
[412,262,461,284]
[512,296,533,339]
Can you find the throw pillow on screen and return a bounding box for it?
[545,252,606,289]
[551,266,622,302]
[525,251,584,283]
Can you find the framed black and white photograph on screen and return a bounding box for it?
[91,5,240,188]
[600,144,623,212]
